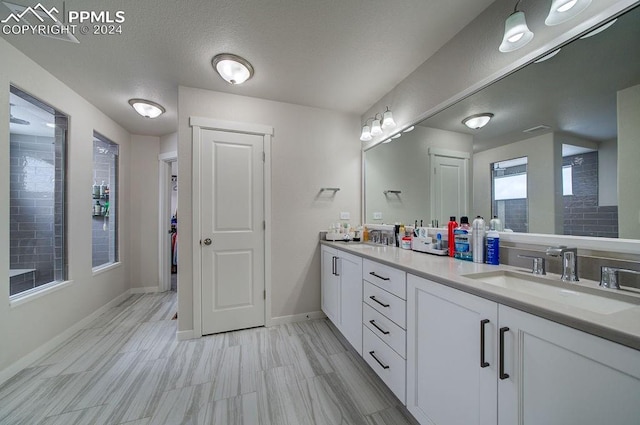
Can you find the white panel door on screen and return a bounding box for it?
[200,129,265,335]
[432,155,468,224]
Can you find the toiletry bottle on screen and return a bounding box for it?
[447,216,458,257]
[472,216,485,263]
[454,216,472,261]
[363,226,369,242]
[93,181,100,198]
[436,233,442,250]
[490,216,503,232]
[100,180,107,198]
[93,200,102,215]
[486,229,500,265]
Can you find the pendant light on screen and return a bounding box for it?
[360,118,373,142]
[371,114,383,136]
[545,0,592,26]
[212,53,254,85]
[381,106,396,129]
[499,1,534,53]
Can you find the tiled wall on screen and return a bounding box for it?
[9,133,64,295]
[563,152,618,238]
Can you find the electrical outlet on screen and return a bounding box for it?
[340,211,350,220]
[373,212,383,220]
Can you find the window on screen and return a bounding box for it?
[92,132,119,269]
[562,165,573,196]
[491,157,529,233]
[9,86,68,297]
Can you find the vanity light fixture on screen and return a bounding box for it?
[128,99,166,118]
[499,0,534,53]
[360,118,373,142]
[382,138,392,144]
[391,133,402,139]
[371,114,383,136]
[545,0,592,26]
[212,53,254,85]
[462,113,494,129]
[403,126,415,133]
[381,106,396,129]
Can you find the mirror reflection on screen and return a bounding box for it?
[364,4,640,239]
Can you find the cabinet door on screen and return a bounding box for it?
[320,246,339,324]
[407,274,498,425]
[337,251,363,355]
[498,305,640,425]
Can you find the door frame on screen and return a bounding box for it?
[158,151,177,292]
[190,117,273,338]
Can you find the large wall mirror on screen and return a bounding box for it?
[364,3,640,240]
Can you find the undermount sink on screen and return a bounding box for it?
[463,270,640,315]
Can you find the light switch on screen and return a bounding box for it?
[373,212,382,220]
[340,212,350,220]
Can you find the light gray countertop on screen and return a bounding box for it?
[321,241,640,351]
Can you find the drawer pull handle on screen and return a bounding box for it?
[369,351,390,369]
[369,271,390,281]
[369,296,390,308]
[480,319,490,368]
[499,327,510,380]
[369,320,390,335]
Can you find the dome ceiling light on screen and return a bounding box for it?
[462,113,494,129]
[499,0,534,53]
[128,99,166,118]
[212,53,254,85]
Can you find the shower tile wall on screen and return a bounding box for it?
[563,152,618,238]
[9,133,63,295]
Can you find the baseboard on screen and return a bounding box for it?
[0,289,132,386]
[269,310,326,326]
[176,329,195,341]
[130,286,159,294]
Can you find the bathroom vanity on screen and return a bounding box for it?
[320,241,640,425]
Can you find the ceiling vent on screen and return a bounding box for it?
[523,124,551,133]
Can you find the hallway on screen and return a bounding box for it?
[0,292,415,425]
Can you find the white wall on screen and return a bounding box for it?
[160,132,178,154]
[618,84,640,238]
[365,126,472,224]
[129,135,160,290]
[0,38,132,376]
[361,0,638,143]
[473,133,562,234]
[178,87,360,332]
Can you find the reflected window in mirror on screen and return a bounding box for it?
[492,157,528,233]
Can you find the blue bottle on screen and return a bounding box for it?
[486,229,500,265]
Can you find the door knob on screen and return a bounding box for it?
[203,238,212,246]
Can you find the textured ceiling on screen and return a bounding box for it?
[1,0,494,136]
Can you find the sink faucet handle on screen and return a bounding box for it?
[518,255,546,275]
[600,266,640,290]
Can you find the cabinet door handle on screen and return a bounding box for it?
[369,320,390,335]
[369,295,390,308]
[480,319,490,368]
[499,326,510,380]
[332,256,337,276]
[334,257,340,276]
[369,271,390,281]
[369,351,390,369]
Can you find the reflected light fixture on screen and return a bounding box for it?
[212,53,254,85]
[534,48,561,63]
[403,126,415,133]
[499,0,534,53]
[381,106,396,129]
[360,118,373,142]
[371,114,383,136]
[580,18,616,39]
[128,99,166,118]
[391,133,402,139]
[545,0,592,26]
[382,138,392,144]
[462,113,494,129]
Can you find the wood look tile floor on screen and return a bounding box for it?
[0,292,418,425]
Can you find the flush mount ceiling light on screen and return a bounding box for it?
[499,1,534,53]
[545,0,592,26]
[128,99,166,118]
[382,106,396,129]
[462,113,494,129]
[212,53,254,85]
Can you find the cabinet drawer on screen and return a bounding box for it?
[364,281,406,329]
[363,326,406,403]
[363,303,406,358]
[363,259,406,300]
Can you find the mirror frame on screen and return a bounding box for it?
[362,1,640,255]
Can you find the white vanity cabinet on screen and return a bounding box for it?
[362,259,407,403]
[407,274,640,425]
[320,245,363,354]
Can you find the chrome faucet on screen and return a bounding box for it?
[546,246,579,282]
[518,254,546,275]
[600,266,640,290]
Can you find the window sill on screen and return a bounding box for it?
[92,262,122,277]
[10,279,75,308]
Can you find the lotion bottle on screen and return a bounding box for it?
[447,216,458,257]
